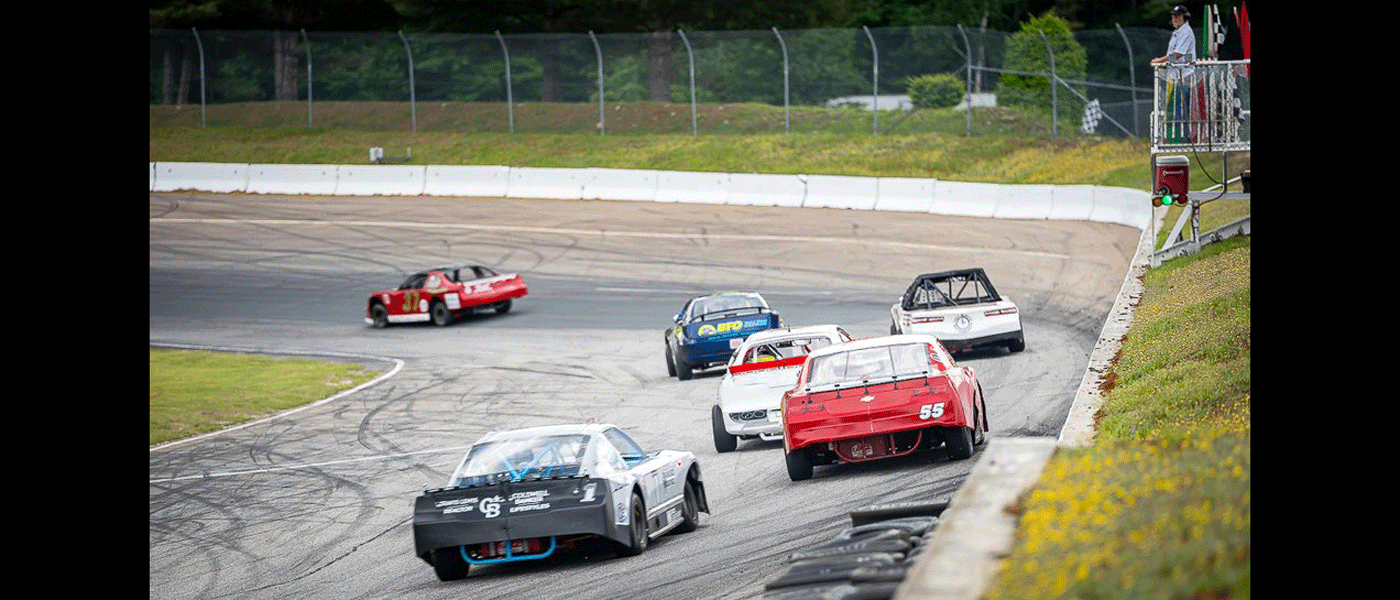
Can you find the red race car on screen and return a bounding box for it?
[780,334,988,481]
[366,264,528,328]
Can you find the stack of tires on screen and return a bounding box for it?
[758,500,948,600]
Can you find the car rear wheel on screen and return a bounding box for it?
[945,426,974,460]
[676,355,693,381]
[616,491,648,557]
[785,447,814,481]
[1007,334,1025,352]
[430,301,452,326]
[430,547,470,581]
[494,299,512,314]
[370,303,389,328]
[711,405,737,453]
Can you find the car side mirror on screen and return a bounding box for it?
[674,313,683,324]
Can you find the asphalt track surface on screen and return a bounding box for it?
[149,192,1141,600]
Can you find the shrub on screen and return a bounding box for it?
[907,73,964,109]
[998,11,1087,117]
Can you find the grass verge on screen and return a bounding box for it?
[149,348,383,446]
[985,235,1250,600]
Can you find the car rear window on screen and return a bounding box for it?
[453,434,590,484]
[806,343,931,389]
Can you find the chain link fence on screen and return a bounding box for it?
[150,24,1246,142]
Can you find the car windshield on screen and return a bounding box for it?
[738,336,834,364]
[690,295,766,321]
[805,343,931,389]
[451,434,589,486]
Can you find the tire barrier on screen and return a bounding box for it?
[150,162,1150,230]
[759,515,940,600]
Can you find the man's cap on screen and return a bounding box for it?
[1170,5,1191,17]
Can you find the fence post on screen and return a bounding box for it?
[1115,24,1139,137]
[398,31,417,133]
[589,31,604,134]
[191,27,206,128]
[1038,30,1058,139]
[862,26,879,135]
[772,27,790,135]
[956,24,972,137]
[301,29,313,128]
[495,30,514,133]
[678,29,697,136]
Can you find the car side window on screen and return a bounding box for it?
[602,427,646,463]
[399,274,426,290]
[426,274,441,289]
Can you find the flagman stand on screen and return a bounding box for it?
[1149,59,1250,266]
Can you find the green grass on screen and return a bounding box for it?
[149,348,382,446]
[985,236,1250,600]
[150,100,1246,189]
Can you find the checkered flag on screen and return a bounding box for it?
[1080,99,1102,134]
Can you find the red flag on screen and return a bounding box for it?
[1240,1,1251,74]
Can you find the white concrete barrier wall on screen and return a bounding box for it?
[507,166,584,200]
[246,164,338,195]
[873,177,937,213]
[933,180,999,218]
[334,165,427,196]
[149,162,1148,231]
[153,161,249,193]
[582,168,659,202]
[422,165,510,198]
[728,172,805,207]
[653,170,730,204]
[804,174,879,210]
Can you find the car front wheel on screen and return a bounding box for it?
[370,304,389,328]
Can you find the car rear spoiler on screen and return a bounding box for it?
[727,355,806,375]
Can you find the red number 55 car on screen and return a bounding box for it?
[780,334,988,481]
[366,264,528,328]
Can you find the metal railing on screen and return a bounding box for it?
[1151,60,1251,153]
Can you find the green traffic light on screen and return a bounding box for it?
[1161,194,1174,205]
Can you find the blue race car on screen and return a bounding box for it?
[664,292,782,380]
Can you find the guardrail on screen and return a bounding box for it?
[150,162,1152,230]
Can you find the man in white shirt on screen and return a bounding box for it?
[1151,5,1197,142]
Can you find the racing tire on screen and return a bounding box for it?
[785,447,814,482]
[665,344,677,377]
[616,491,648,557]
[430,547,470,581]
[848,501,949,527]
[676,356,693,381]
[1007,334,1025,353]
[889,321,899,335]
[370,303,389,329]
[944,426,974,461]
[973,398,988,447]
[675,478,701,534]
[430,301,452,327]
[494,299,512,314]
[711,405,737,453]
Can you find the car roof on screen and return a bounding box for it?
[475,423,611,443]
[692,291,764,300]
[740,324,844,346]
[420,264,485,274]
[908,267,990,282]
[804,333,942,359]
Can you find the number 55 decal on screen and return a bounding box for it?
[919,403,945,420]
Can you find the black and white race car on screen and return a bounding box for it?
[412,423,710,581]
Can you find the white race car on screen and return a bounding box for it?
[412,423,709,581]
[710,325,854,453]
[889,268,1025,353]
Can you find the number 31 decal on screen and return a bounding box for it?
[919,403,945,420]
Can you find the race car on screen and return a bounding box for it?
[780,334,989,481]
[664,292,782,380]
[366,264,527,328]
[711,325,854,453]
[888,268,1024,353]
[413,423,709,581]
